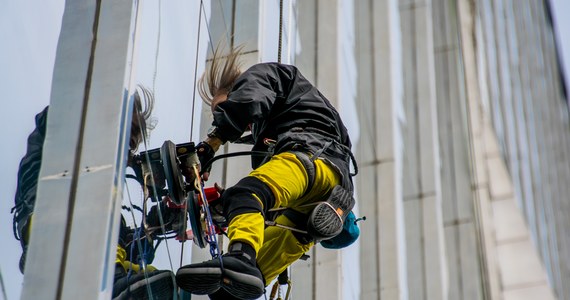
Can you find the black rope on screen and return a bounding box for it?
[203,1,216,54]
[152,0,162,95]
[278,0,284,63]
[122,204,144,214]
[190,0,205,142]
[0,265,7,300]
[202,146,358,177]
[202,151,272,172]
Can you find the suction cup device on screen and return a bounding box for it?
[161,140,187,205]
[175,142,198,172]
[138,148,168,201]
[188,193,207,248]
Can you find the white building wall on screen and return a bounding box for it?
[195,1,570,299]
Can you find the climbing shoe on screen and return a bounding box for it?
[176,242,265,299]
[112,266,175,300]
[307,185,355,241]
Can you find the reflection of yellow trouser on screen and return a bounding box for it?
[116,245,157,273]
[227,152,341,284]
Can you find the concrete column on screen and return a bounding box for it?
[458,0,558,299]
[431,0,484,298]
[21,0,137,299]
[398,0,448,299]
[292,1,344,299]
[289,0,315,298]
[354,0,408,299]
[312,1,344,299]
[532,0,570,297]
[192,0,262,273]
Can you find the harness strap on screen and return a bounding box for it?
[281,209,313,244]
[291,151,316,198]
[264,208,314,244]
[310,140,333,162]
[264,220,307,234]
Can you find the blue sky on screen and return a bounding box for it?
[1,1,569,300]
[0,2,64,299]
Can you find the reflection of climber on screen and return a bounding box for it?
[11,87,174,299]
[176,47,360,300]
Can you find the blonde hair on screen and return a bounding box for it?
[130,85,156,152]
[198,44,244,105]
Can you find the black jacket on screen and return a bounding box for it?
[212,63,355,183]
[13,106,48,242]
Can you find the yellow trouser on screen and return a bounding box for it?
[227,151,341,284]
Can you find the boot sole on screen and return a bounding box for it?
[176,266,223,295]
[309,185,355,239]
[113,271,174,300]
[221,268,265,299]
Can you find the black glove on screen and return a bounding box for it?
[146,202,186,234]
[196,141,215,174]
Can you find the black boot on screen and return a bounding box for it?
[112,265,175,300]
[176,242,265,300]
